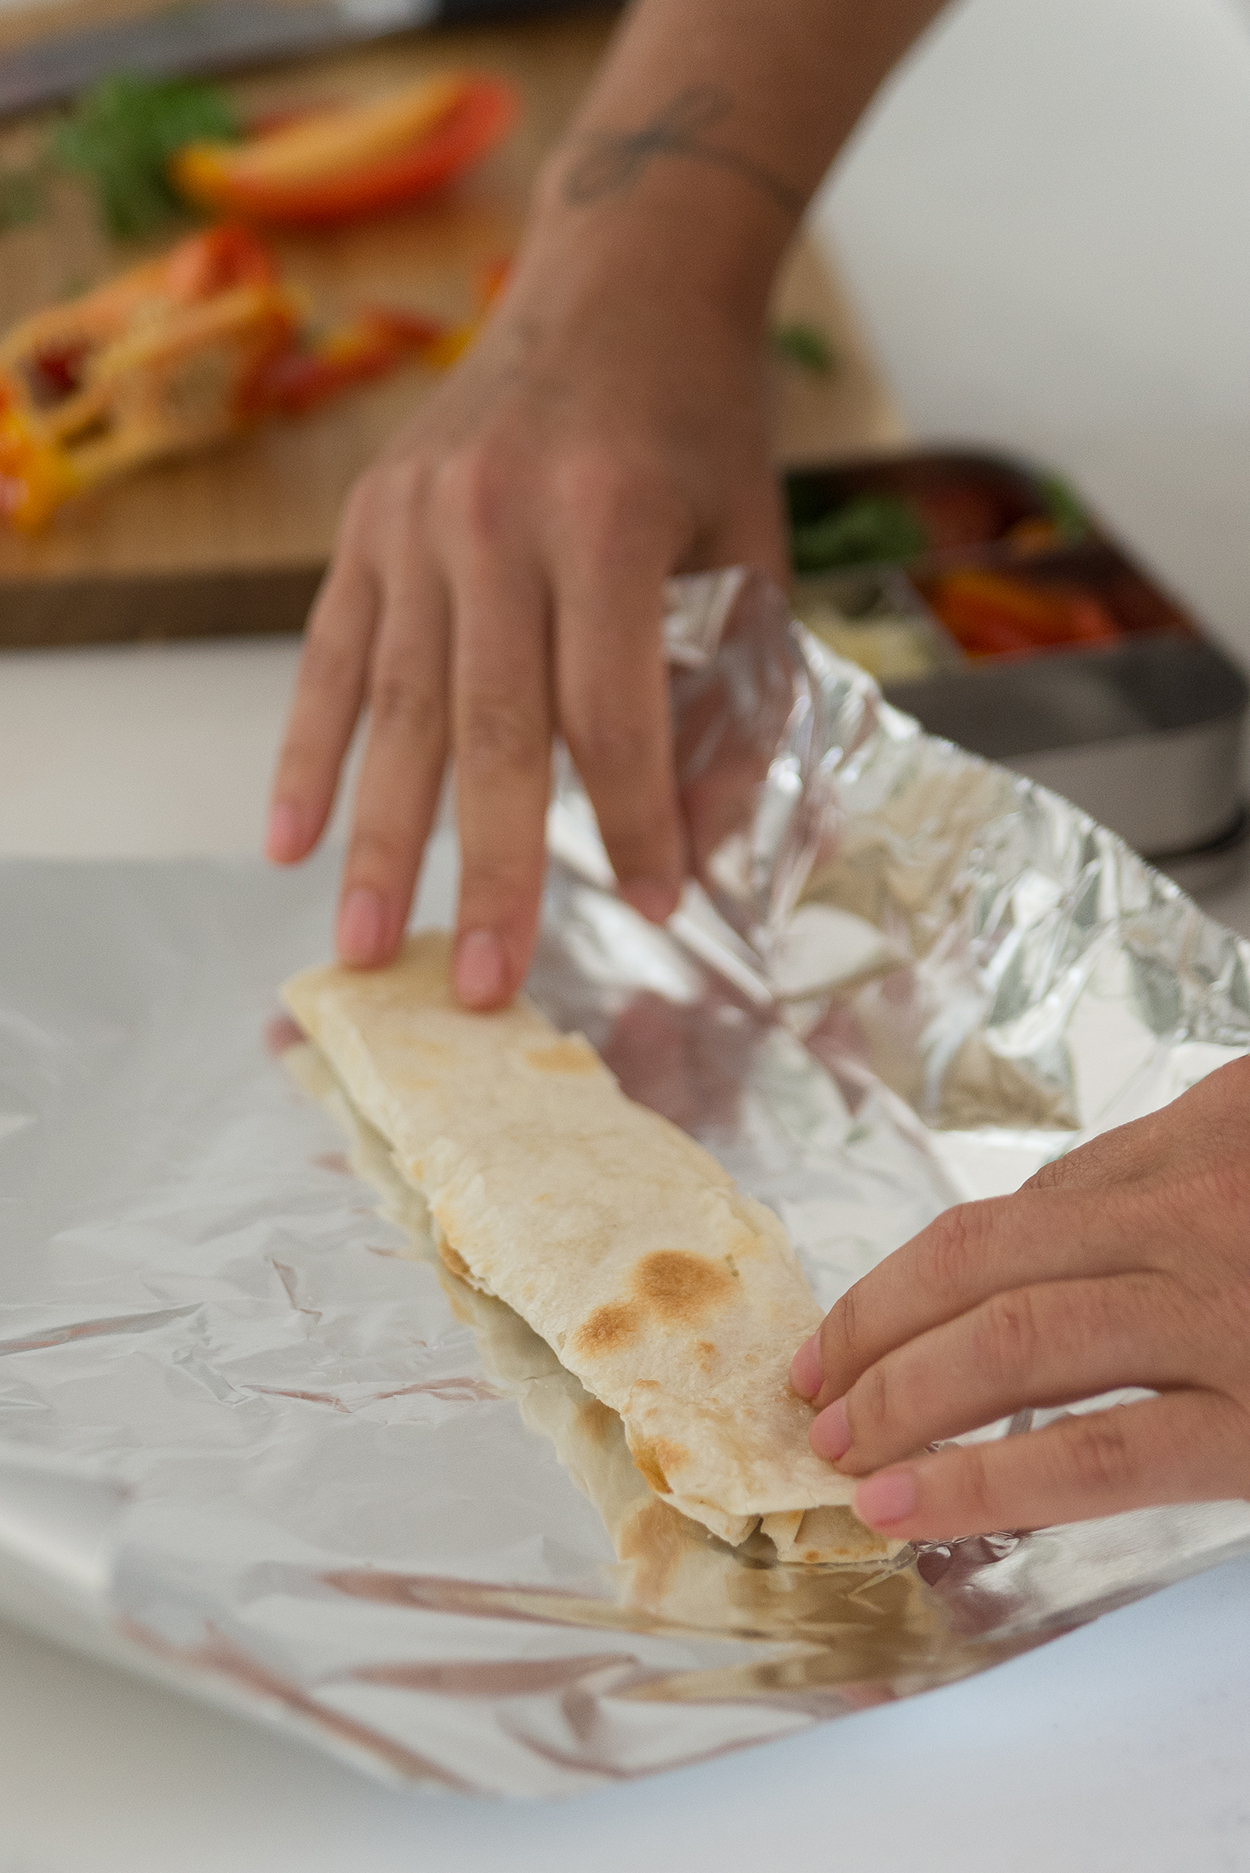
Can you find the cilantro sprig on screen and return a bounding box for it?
[54,73,241,240]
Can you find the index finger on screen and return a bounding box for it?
[791,1185,1144,1410]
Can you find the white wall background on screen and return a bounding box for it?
[817,0,1250,660]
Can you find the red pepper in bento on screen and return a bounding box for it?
[927,569,1122,660]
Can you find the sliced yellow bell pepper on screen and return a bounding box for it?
[0,226,504,531]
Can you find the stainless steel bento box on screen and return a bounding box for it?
[785,449,1249,888]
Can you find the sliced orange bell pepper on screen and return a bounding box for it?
[171,72,518,227]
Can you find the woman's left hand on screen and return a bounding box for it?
[789,1057,1250,1539]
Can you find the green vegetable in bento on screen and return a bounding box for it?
[790,494,928,574]
[1038,470,1089,543]
[54,74,242,239]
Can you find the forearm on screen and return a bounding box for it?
[515,0,948,327]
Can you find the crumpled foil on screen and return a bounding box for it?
[3,568,1250,1798]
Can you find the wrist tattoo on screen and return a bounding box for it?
[561,85,805,216]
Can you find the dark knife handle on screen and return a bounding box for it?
[0,0,620,125]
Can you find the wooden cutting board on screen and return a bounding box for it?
[0,2,904,646]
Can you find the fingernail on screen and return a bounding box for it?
[854,1469,916,1529]
[620,878,679,924]
[810,1396,852,1463]
[455,929,506,1008]
[337,888,386,965]
[789,1332,823,1400]
[266,801,301,863]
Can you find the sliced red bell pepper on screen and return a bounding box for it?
[171,74,518,228]
[925,568,1122,660]
[162,222,279,296]
[246,251,512,416]
[251,308,451,415]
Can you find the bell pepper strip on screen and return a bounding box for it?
[170,73,518,227]
[251,309,457,415]
[1003,515,1066,556]
[246,252,510,415]
[0,399,79,531]
[476,254,512,306]
[0,226,296,528]
[921,568,1123,659]
[0,226,489,531]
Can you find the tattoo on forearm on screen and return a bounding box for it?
[562,85,805,216]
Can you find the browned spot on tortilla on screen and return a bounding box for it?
[523,1039,601,1075]
[694,1339,717,1372]
[628,1440,670,1493]
[577,1396,619,1447]
[627,1435,689,1495]
[633,1250,734,1323]
[437,1240,472,1280]
[573,1300,641,1359]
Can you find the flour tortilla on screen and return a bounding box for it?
[283,932,882,1554]
[286,1039,894,1576]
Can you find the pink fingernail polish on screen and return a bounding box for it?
[854,1469,916,1529]
[456,929,505,1007]
[810,1396,852,1463]
[337,888,386,965]
[620,879,679,924]
[789,1332,823,1400]
[266,801,301,863]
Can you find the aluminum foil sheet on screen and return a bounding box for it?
[4,568,1250,1798]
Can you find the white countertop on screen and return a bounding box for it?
[4,0,1250,1864]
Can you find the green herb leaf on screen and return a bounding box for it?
[790,494,928,574]
[54,72,241,241]
[770,320,837,375]
[1037,470,1089,542]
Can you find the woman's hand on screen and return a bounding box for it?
[790,1057,1250,1538]
[264,0,950,1007]
[265,211,786,1009]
